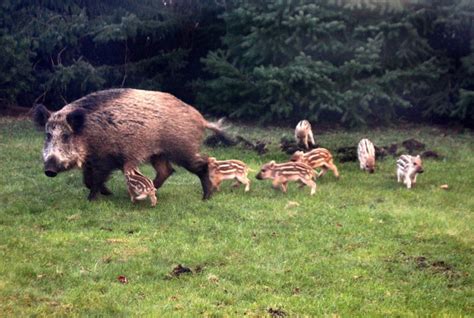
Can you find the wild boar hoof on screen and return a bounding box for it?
[202,192,213,200]
[100,186,113,196]
[87,192,99,201]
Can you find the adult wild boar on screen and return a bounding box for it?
[33,88,224,201]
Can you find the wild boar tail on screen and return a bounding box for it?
[205,118,227,133]
[204,118,236,146]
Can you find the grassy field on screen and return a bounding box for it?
[0,117,473,316]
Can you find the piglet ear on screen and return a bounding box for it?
[269,160,276,168]
[32,104,51,129]
[66,109,86,134]
[416,155,420,159]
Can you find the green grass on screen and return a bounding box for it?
[0,118,473,316]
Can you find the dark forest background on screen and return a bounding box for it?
[0,0,473,127]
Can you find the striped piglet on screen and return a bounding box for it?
[124,168,157,206]
[396,155,424,189]
[208,157,251,192]
[357,138,376,173]
[295,120,315,149]
[290,148,339,179]
[256,161,317,195]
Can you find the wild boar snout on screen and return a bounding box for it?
[44,156,60,177]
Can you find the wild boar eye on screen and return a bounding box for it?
[62,134,71,142]
[46,133,52,141]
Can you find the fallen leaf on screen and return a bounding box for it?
[117,275,128,284]
[207,274,219,283]
[102,256,112,263]
[285,201,300,209]
[106,238,127,244]
[66,214,80,221]
[440,184,449,190]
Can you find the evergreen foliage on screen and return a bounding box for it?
[0,0,225,109]
[0,0,472,126]
[197,0,473,126]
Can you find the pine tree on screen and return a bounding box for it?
[0,0,226,108]
[198,0,473,126]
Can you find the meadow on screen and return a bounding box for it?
[0,117,473,316]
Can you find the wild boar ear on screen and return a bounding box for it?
[32,104,51,129]
[66,109,86,134]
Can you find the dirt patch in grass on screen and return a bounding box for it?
[389,252,464,279]
[0,104,30,117]
[421,150,441,159]
[413,257,459,277]
[336,146,358,162]
[267,307,287,317]
[337,144,401,162]
[204,134,238,147]
[336,139,442,162]
[236,135,268,155]
[402,138,426,153]
[164,264,206,280]
[165,264,192,279]
[204,134,268,155]
[280,136,320,155]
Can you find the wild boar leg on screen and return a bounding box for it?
[231,181,241,188]
[309,131,315,147]
[83,160,114,201]
[271,178,281,190]
[318,167,328,178]
[235,175,250,192]
[300,178,317,195]
[328,161,340,179]
[281,181,288,193]
[150,155,175,189]
[180,155,214,200]
[82,165,112,195]
[149,192,157,206]
[83,166,111,195]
